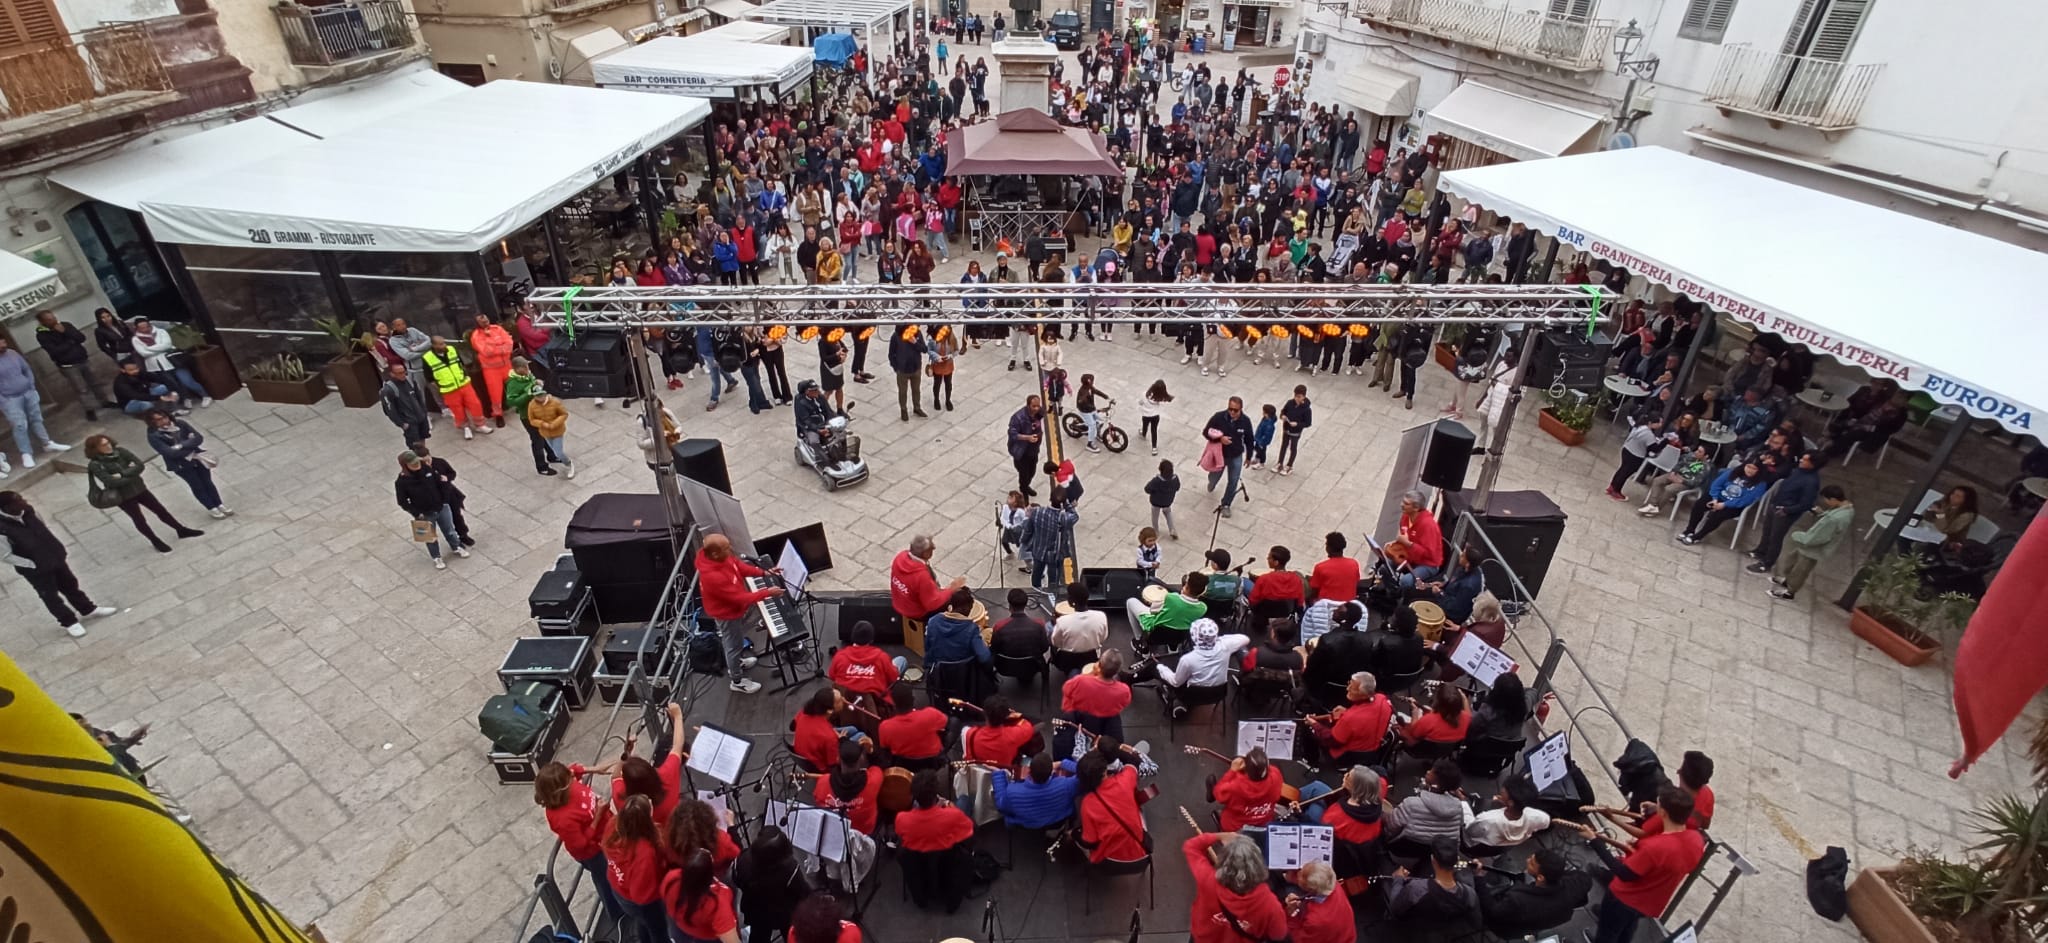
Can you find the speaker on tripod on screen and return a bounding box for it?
[1420,419,1476,491]
[671,438,733,495]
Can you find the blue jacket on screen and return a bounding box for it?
[1771,467,1821,514]
[1254,416,1277,449]
[1706,469,1769,510]
[712,241,740,273]
[992,762,1078,828]
[923,612,991,667]
[1008,407,1042,460]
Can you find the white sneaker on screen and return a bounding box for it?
[478,424,494,435]
[85,606,116,618]
[19,455,33,469]
[1151,447,1158,456]
[199,397,213,407]
[433,558,447,570]
[1219,371,1228,378]
[218,506,235,516]
[729,678,763,694]
[1179,355,1192,364]
[454,546,471,558]
[40,440,71,452]
[1200,367,1209,376]
[739,655,759,670]
[62,622,85,638]
[0,463,10,479]
[208,507,227,519]
[462,427,474,440]
[593,398,605,407]
[565,462,577,480]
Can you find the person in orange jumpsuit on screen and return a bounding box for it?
[468,312,517,425]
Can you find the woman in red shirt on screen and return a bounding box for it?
[878,681,949,768]
[1061,650,1133,746]
[536,761,621,920]
[895,770,978,912]
[1284,861,1355,943]
[1210,749,1285,832]
[1400,682,1471,746]
[613,703,687,827]
[662,848,741,943]
[1185,832,1289,943]
[666,798,741,874]
[605,795,673,943]
[814,739,885,834]
[1318,765,1390,881]
[961,695,1039,767]
[1075,749,1149,863]
[794,687,852,772]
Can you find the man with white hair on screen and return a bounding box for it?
[1306,672,1392,767]
[891,534,965,624]
[1284,860,1356,943]
[1144,617,1250,719]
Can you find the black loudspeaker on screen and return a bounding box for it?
[812,591,900,646]
[1441,490,1568,600]
[671,438,733,495]
[547,331,625,373]
[1420,420,1476,491]
[550,368,630,399]
[1525,329,1605,393]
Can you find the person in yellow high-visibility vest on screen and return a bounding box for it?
[423,336,490,440]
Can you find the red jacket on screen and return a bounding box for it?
[732,225,758,263]
[1609,828,1707,917]
[1321,783,1388,843]
[1248,570,1305,607]
[879,707,947,760]
[1079,767,1148,862]
[1322,694,1392,755]
[896,803,975,851]
[662,876,737,940]
[889,550,950,618]
[695,550,776,621]
[962,719,1037,766]
[606,834,671,905]
[1185,833,1289,943]
[1061,673,1131,718]
[815,765,884,834]
[545,764,613,860]
[794,711,840,771]
[1213,769,1284,832]
[1288,888,1355,943]
[829,644,899,698]
[1308,557,1360,602]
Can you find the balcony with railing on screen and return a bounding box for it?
[1702,43,1882,131]
[0,23,175,133]
[1352,0,1616,72]
[274,0,418,69]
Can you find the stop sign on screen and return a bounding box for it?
[1274,66,1290,87]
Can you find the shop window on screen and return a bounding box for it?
[181,244,335,335]
[336,249,476,338]
[63,201,183,322]
[1678,0,1737,42]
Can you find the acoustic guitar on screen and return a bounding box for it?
[1181,745,1302,805]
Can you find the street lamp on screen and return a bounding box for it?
[1611,18,1658,133]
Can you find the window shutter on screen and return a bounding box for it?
[1547,0,1594,20]
[1704,0,1737,35]
[0,0,65,51]
[1679,0,1737,42]
[1806,0,1869,61]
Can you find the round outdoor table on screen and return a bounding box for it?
[1604,375,1651,426]
[2025,477,2048,500]
[1797,387,1851,416]
[1870,508,1946,545]
[1698,424,1737,459]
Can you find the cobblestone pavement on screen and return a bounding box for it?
[5,318,2036,943]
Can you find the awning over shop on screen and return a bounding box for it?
[1334,62,1417,119]
[556,23,630,86]
[1439,146,2048,434]
[49,68,467,210]
[697,19,791,43]
[0,249,64,318]
[591,36,814,100]
[137,81,712,254]
[745,0,908,29]
[1423,82,1604,163]
[703,0,758,20]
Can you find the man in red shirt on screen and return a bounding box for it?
[1308,672,1392,765]
[1580,787,1707,943]
[895,770,977,912]
[1210,748,1285,831]
[890,535,965,622]
[877,681,949,770]
[828,620,903,705]
[1247,545,1306,612]
[1284,861,1355,943]
[962,695,1039,766]
[1061,649,1133,747]
[1075,748,1149,862]
[1307,532,1361,603]
[1392,490,1445,587]
[694,533,783,694]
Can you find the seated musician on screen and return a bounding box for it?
[877,681,949,771]
[1577,787,1708,943]
[1362,604,1428,685]
[891,534,966,624]
[1200,549,1248,604]
[923,587,992,669]
[1146,618,1250,719]
[1585,750,1715,837]
[1425,544,1487,624]
[1185,832,1289,943]
[1125,570,1209,651]
[1304,765,1389,881]
[1240,617,1307,675]
[1061,649,1133,745]
[1389,489,1446,588]
[1463,777,1555,858]
[789,893,863,943]
[793,688,867,773]
[987,588,1051,664]
[1208,746,1285,832]
[828,621,903,707]
[1466,672,1531,743]
[1478,848,1593,938]
[1283,861,1355,943]
[1075,744,1150,863]
[895,769,977,913]
[962,695,1039,767]
[1301,603,1371,710]
[992,752,1079,831]
[1435,590,1509,683]
[1307,672,1392,767]
[1385,759,1474,859]
[1246,545,1306,614]
[813,739,884,835]
[1399,683,1472,746]
[1049,580,1108,677]
[1383,839,1481,930]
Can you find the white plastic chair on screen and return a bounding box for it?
[1668,488,1703,524]
[1966,517,2000,544]
[1728,480,1781,548]
[1843,437,1892,469]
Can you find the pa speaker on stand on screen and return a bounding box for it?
[671,438,733,495]
[1420,419,1476,492]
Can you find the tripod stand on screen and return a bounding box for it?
[1205,474,1253,553]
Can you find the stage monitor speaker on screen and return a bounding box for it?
[818,591,900,646]
[547,331,625,373]
[672,438,733,495]
[1441,490,1568,600]
[549,367,630,399]
[755,522,834,574]
[1420,420,1476,491]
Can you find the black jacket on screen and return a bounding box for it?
[1203,409,1255,461]
[94,320,133,361]
[394,467,452,516]
[1303,626,1373,706]
[0,506,68,571]
[1480,870,1592,938]
[989,614,1051,660]
[1280,398,1313,434]
[380,377,429,427]
[111,372,159,407]
[1144,473,1179,508]
[795,393,833,437]
[35,322,90,366]
[1362,629,1427,683]
[887,330,925,376]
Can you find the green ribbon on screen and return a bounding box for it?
[562,285,581,340]
[1580,284,1603,340]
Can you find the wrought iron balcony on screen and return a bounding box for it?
[0,23,173,122]
[1352,0,1616,72]
[1702,44,1882,131]
[274,0,417,68]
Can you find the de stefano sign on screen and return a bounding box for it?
[1553,226,2033,432]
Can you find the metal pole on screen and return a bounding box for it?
[1659,307,1713,428]
[702,112,722,183]
[541,213,572,286]
[635,155,666,249]
[625,328,689,552]
[1837,413,1970,610]
[1534,238,1560,283]
[1470,327,1536,508]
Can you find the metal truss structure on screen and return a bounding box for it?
[523,283,1611,330]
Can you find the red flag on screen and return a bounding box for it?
[1951,512,2048,777]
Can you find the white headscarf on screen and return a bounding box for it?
[1191,618,1220,651]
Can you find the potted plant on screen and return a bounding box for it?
[243,353,328,406]
[1847,554,1977,667]
[314,316,380,408]
[168,323,241,400]
[1537,387,1597,447]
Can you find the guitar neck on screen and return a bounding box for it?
[1181,745,1231,763]
[1178,806,1222,863]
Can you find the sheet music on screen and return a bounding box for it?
[696,790,730,822]
[686,725,751,785]
[1265,824,1334,869]
[1528,731,1571,792]
[1236,720,1298,762]
[778,540,810,601]
[785,805,850,863]
[1448,632,1517,688]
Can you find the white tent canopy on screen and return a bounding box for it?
[50,69,468,210]
[1424,82,1604,163]
[744,0,906,29]
[695,18,791,44]
[0,249,64,319]
[135,81,711,254]
[1440,146,2048,434]
[591,36,813,100]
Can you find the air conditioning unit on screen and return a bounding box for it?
[1299,29,1328,53]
